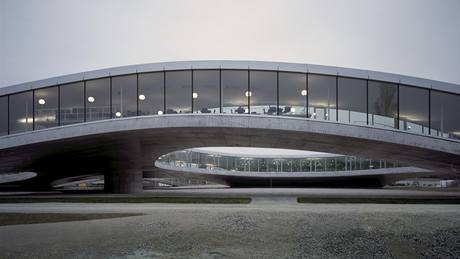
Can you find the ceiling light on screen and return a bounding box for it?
[192,92,198,99]
[301,90,307,96]
[157,110,163,115]
[245,91,252,97]
[38,99,45,105]
[138,94,146,101]
[87,96,95,103]
[291,107,296,113]
[115,112,122,117]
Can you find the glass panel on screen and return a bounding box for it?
[222,70,248,114]
[85,78,111,122]
[399,85,429,134]
[0,96,7,136]
[308,74,336,121]
[368,81,398,129]
[337,77,367,125]
[9,91,33,134]
[34,86,58,129]
[60,82,84,125]
[431,91,460,140]
[112,74,137,118]
[165,70,192,114]
[249,71,277,115]
[138,72,164,115]
[192,70,220,113]
[279,72,307,117]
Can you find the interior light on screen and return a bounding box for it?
[157,110,163,115]
[38,99,46,105]
[407,125,412,130]
[115,112,122,117]
[87,96,95,103]
[245,91,252,97]
[313,112,317,116]
[192,92,198,99]
[138,94,146,101]
[301,90,307,96]
[244,108,249,113]
[291,107,296,113]
[325,113,329,117]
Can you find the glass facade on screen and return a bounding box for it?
[9,91,33,134]
[60,82,84,125]
[222,70,248,114]
[308,74,336,121]
[85,78,111,122]
[338,77,367,125]
[165,71,191,114]
[192,70,220,113]
[112,74,137,118]
[399,85,429,134]
[279,72,307,116]
[249,71,277,115]
[0,67,459,142]
[34,86,59,129]
[138,72,164,115]
[368,81,398,129]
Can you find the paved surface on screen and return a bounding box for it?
[1,200,460,258]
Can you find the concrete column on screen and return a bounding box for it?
[105,169,143,194]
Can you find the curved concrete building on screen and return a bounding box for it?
[0,61,459,193]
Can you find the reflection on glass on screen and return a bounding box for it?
[308,74,337,121]
[279,72,307,116]
[222,70,248,114]
[112,75,137,118]
[431,91,460,140]
[250,71,277,115]
[85,78,111,121]
[399,85,429,134]
[165,71,192,114]
[9,91,33,134]
[0,96,7,136]
[34,86,58,129]
[368,81,398,129]
[60,82,84,125]
[193,70,220,113]
[138,72,164,115]
[337,77,367,125]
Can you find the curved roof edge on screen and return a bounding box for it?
[1,60,459,96]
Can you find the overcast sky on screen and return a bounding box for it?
[1,0,459,87]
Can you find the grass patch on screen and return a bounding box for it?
[297,197,460,204]
[0,196,251,204]
[0,213,143,226]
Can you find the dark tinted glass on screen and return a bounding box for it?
[337,77,367,125]
[250,71,277,115]
[60,82,84,125]
[222,70,248,114]
[368,81,398,129]
[138,72,164,115]
[431,91,460,140]
[308,74,336,121]
[399,85,429,134]
[279,72,307,116]
[165,71,191,114]
[112,74,137,118]
[0,96,7,136]
[34,86,58,129]
[193,70,220,113]
[9,91,33,134]
[85,78,111,121]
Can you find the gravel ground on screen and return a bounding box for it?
[0,203,459,258]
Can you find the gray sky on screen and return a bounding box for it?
[1,0,460,87]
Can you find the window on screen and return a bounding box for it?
[308,74,336,121]
[192,70,220,113]
[34,86,58,129]
[9,91,33,134]
[399,85,429,134]
[279,72,307,117]
[0,96,7,136]
[222,70,248,114]
[337,77,367,125]
[138,72,164,115]
[85,78,111,122]
[112,75,137,118]
[368,81,398,129]
[60,82,84,125]
[431,91,460,140]
[165,71,192,114]
[249,71,277,115]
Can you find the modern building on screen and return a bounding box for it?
[0,61,459,192]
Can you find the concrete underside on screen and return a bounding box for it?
[0,115,459,193]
